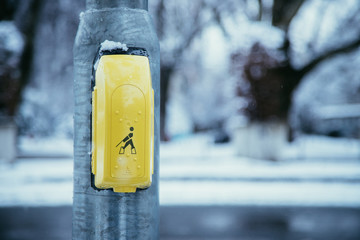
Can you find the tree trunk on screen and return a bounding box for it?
[160,65,174,141]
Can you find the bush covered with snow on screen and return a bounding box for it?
[291,48,360,138]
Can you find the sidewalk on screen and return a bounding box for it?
[160,135,360,207]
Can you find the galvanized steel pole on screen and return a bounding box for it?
[73,0,160,239]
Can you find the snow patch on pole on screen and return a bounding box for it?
[93,40,129,70]
[100,40,129,52]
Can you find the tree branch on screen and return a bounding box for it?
[257,0,262,21]
[210,3,229,38]
[272,0,305,30]
[298,37,360,78]
[172,1,211,63]
[155,0,165,40]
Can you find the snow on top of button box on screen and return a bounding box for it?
[100,40,128,52]
[94,40,128,70]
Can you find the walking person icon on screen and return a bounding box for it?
[116,127,136,154]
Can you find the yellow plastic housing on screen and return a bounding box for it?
[92,54,154,193]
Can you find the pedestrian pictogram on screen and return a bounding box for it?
[116,127,137,154]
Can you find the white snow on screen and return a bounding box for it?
[0,158,73,207]
[289,0,360,68]
[159,134,360,207]
[93,58,99,70]
[18,136,73,157]
[0,21,24,54]
[93,40,129,71]
[16,1,82,138]
[285,135,360,160]
[314,104,360,120]
[160,159,360,181]
[100,40,128,52]
[1,134,359,207]
[290,46,360,136]
[224,16,285,51]
[160,181,360,207]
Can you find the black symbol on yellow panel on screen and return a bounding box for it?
[116,127,137,154]
[125,166,132,175]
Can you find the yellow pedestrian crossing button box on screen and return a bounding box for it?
[91,48,154,193]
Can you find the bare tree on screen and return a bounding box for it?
[232,0,360,139]
[0,0,43,118]
[151,0,238,140]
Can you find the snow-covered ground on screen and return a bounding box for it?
[18,137,73,157]
[1,134,359,207]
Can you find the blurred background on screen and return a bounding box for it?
[0,0,360,239]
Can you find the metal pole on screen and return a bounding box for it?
[73,0,160,239]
